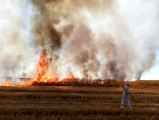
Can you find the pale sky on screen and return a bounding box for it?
[142,51,159,80]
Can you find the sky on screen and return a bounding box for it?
[142,51,159,80]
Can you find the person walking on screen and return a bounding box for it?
[120,83,133,109]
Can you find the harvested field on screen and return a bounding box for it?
[0,81,159,120]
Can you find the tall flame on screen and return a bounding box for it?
[31,50,78,84]
[32,49,56,83]
[36,49,48,82]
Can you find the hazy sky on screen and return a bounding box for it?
[142,51,159,80]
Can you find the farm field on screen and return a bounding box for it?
[0,80,159,120]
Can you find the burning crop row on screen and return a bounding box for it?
[0,50,125,86]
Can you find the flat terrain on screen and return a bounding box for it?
[0,81,159,120]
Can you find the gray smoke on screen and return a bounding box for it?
[0,0,159,82]
[31,0,159,80]
[0,0,37,81]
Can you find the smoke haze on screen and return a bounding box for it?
[0,0,159,81]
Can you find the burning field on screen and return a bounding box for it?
[0,0,159,120]
[0,51,158,120]
[1,0,159,84]
[0,50,129,86]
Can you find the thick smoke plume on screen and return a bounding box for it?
[0,0,159,82]
[32,0,159,80]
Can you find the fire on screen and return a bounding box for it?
[32,49,57,83]
[29,50,81,85]
[58,72,78,84]
[36,49,48,82]
[0,80,15,86]
[0,50,126,86]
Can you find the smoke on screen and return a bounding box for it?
[32,0,159,80]
[0,0,37,81]
[0,0,159,81]
[31,0,115,79]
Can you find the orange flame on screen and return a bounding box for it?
[0,50,110,86]
[32,49,57,84]
[36,50,48,82]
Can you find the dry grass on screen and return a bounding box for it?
[0,80,158,120]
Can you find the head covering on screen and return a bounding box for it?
[124,83,128,89]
